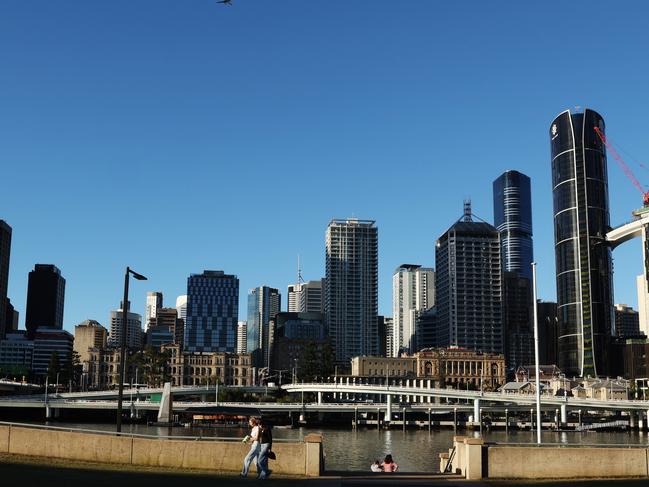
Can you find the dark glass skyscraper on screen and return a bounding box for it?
[247,286,281,367]
[184,270,239,352]
[493,170,533,280]
[493,170,534,370]
[25,264,65,339]
[0,221,11,340]
[550,108,613,377]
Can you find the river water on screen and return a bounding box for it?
[38,422,649,473]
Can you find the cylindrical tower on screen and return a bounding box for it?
[493,170,534,281]
[550,108,613,377]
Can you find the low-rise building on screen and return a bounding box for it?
[350,347,506,391]
[163,344,252,386]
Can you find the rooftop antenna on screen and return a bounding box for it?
[463,199,472,222]
[297,255,304,288]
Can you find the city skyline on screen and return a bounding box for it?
[2,2,649,332]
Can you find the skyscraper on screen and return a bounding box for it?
[25,264,66,339]
[288,279,324,314]
[247,286,281,367]
[0,221,11,340]
[144,292,163,331]
[184,270,239,352]
[391,264,435,356]
[237,321,247,354]
[493,170,534,371]
[493,170,534,280]
[325,218,378,364]
[108,301,143,350]
[550,108,613,377]
[435,202,503,354]
[176,295,188,321]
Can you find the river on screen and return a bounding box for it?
[35,422,649,472]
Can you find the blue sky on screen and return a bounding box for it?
[2,1,649,332]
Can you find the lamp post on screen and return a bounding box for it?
[116,266,147,433]
[531,262,542,444]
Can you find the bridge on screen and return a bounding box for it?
[281,382,649,425]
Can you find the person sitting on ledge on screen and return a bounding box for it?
[382,454,399,472]
[370,460,383,472]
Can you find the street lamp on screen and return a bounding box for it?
[116,266,147,433]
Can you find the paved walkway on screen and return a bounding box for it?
[1,453,648,486]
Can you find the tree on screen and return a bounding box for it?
[297,341,334,382]
[47,352,60,383]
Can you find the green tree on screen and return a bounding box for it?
[47,352,60,383]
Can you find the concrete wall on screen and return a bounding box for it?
[486,445,649,479]
[0,424,322,477]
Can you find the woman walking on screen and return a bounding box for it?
[257,419,273,480]
[240,417,260,477]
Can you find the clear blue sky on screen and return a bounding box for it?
[2,1,649,332]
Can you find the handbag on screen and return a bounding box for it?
[267,450,276,460]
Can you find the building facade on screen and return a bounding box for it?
[163,344,252,386]
[614,304,640,338]
[176,295,187,322]
[325,218,378,364]
[144,292,163,331]
[247,286,281,368]
[350,348,506,391]
[435,203,503,354]
[0,221,11,340]
[550,108,613,377]
[25,264,66,339]
[74,320,107,363]
[184,271,239,353]
[493,170,534,280]
[391,264,434,356]
[32,328,74,376]
[108,301,143,350]
[237,321,247,354]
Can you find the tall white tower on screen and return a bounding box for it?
[391,265,435,356]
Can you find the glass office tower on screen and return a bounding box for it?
[184,270,239,352]
[550,108,613,377]
[493,170,533,281]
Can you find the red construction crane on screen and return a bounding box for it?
[593,126,649,207]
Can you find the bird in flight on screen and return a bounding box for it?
[216,0,232,5]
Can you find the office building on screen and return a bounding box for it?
[176,295,187,321]
[237,321,247,354]
[392,264,435,356]
[0,331,33,374]
[74,320,107,363]
[32,328,74,376]
[4,298,18,333]
[247,286,281,367]
[493,170,534,370]
[550,108,613,377]
[25,264,65,339]
[537,301,559,366]
[493,170,534,280]
[435,202,503,354]
[144,292,163,331]
[288,279,325,314]
[325,218,379,364]
[614,304,640,338]
[0,221,11,340]
[416,308,437,351]
[270,312,328,381]
[184,270,239,353]
[108,301,143,350]
[147,307,183,349]
[502,272,533,370]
